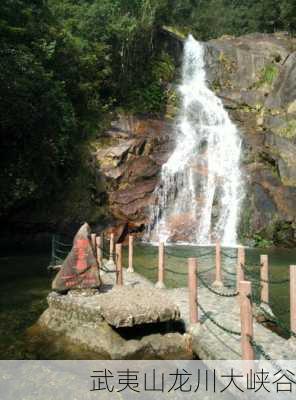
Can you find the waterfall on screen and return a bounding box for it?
[146,35,244,246]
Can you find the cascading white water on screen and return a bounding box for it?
[146,35,244,246]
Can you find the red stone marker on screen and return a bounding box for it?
[156,242,165,288]
[127,235,134,273]
[116,243,123,286]
[110,232,115,260]
[213,241,223,287]
[188,258,198,324]
[290,265,296,337]
[237,246,245,291]
[260,255,269,304]
[239,280,254,360]
[52,223,101,293]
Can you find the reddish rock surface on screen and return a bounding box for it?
[52,223,101,292]
[95,116,174,229]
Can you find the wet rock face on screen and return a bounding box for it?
[94,33,296,245]
[95,115,174,229]
[203,33,296,245]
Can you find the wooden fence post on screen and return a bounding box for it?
[91,233,96,256]
[127,235,134,273]
[237,246,245,291]
[260,255,269,305]
[96,236,102,268]
[290,265,296,338]
[109,232,114,260]
[213,241,223,287]
[188,258,198,324]
[156,242,165,288]
[239,280,255,360]
[116,243,123,286]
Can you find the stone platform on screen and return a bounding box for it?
[44,286,180,328]
[34,261,191,359]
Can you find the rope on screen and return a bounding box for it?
[221,250,237,259]
[53,256,64,263]
[197,250,214,258]
[100,266,117,273]
[245,268,290,285]
[249,337,292,375]
[49,255,65,268]
[244,263,261,271]
[166,268,188,276]
[197,273,239,297]
[165,249,188,259]
[198,302,241,336]
[166,253,188,260]
[221,266,237,276]
[249,337,273,360]
[199,265,216,274]
[258,277,289,285]
[165,249,213,259]
[165,265,215,276]
[137,266,158,271]
[55,239,72,248]
[248,293,260,304]
[101,249,116,258]
[248,279,262,288]
[255,302,296,338]
[141,248,158,255]
[55,247,69,256]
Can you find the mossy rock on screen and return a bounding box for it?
[278,119,296,140]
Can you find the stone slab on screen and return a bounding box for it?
[97,286,180,327]
[47,287,180,328]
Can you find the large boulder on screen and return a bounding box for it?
[52,223,101,292]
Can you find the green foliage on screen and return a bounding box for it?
[168,0,296,40]
[255,64,279,88]
[129,82,167,114]
[152,52,175,83]
[125,52,175,113]
[0,0,78,213]
[0,0,175,216]
[1,0,295,221]
[253,234,273,248]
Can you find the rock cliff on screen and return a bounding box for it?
[95,32,296,246]
[205,32,296,245]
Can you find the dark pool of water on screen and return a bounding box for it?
[0,251,51,359]
[1,244,295,359]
